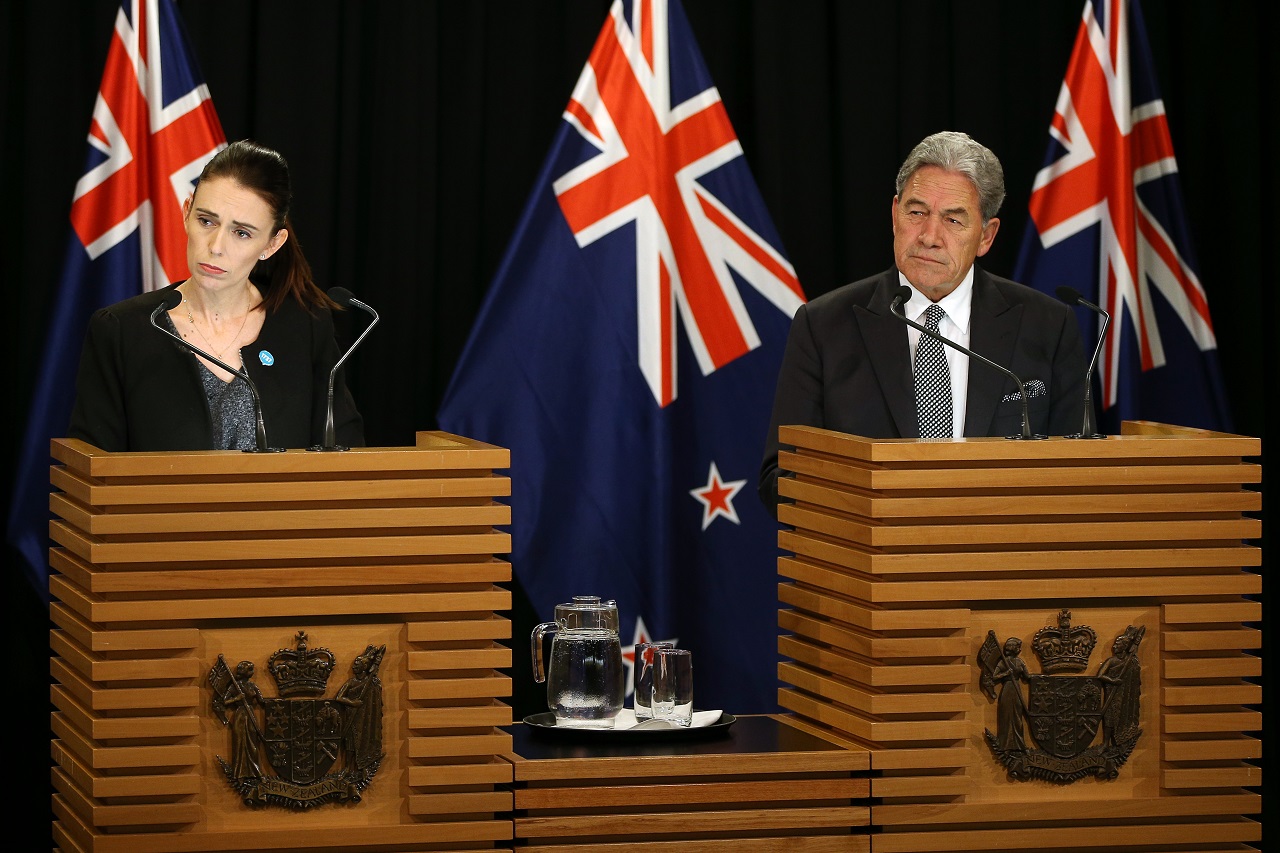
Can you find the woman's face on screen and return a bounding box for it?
[183,177,287,292]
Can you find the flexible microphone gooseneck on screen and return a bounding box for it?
[309,287,380,452]
[150,289,283,452]
[890,285,1046,440]
[1055,285,1110,439]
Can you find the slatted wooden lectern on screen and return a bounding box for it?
[773,420,1263,851]
[47,432,515,852]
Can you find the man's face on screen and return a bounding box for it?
[892,165,1000,300]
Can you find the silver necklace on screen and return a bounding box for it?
[184,295,251,361]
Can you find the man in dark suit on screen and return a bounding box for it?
[759,131,1087,517]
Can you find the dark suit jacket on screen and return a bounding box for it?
[68,283,364,452]
[758,267,1087,516]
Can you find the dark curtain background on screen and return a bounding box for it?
[3,1,1268,843]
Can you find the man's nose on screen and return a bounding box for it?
[917,214,944,245]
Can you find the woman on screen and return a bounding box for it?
[68,140,363,451]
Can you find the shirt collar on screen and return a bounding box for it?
[898,267,975,333]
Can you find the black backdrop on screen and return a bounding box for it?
[3,1,1268,842]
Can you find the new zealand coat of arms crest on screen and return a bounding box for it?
[978,610,1145,784]
[208,631,387,808]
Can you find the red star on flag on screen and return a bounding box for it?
[690,461,746,531]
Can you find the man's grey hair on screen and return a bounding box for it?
[895,131,1006,223]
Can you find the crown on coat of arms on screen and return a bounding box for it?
[267,631,336,697]
[1031,609,1097,674]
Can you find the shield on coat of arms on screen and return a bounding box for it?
[1027,674,1104,758]
[261,698,344,784]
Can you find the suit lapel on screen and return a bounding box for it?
[854,272,918,438]
[965,269,1022,436]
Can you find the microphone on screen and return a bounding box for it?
[890,285,1046,440]
[1055,286,1110,439]
[150,289,283,452]
[309,287,379,452]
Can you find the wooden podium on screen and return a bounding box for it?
[47,432,515,852]
[773,421,1262,851]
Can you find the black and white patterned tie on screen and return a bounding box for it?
[914,303,953,437]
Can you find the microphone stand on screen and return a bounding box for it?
[1055,286,1110,439]
[309,287,379,452]
[890,288,1046,440]
[150,295,283,453]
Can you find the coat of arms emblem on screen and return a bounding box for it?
[978,610,1145,783]
[208,631,387,808]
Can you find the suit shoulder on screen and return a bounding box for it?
[985,272,1072,315]
[804,269,892,316]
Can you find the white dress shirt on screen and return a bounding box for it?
[899,268,974,437]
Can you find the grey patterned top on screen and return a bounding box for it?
[164,313,256,450]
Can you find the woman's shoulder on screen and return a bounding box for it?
[91,284,181,322]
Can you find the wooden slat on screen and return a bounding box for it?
[778,636,969,688]
[778,449,1261,490]
[51,658,199,712]
[780,502,1260,547]
[1163,738,1263,762]
[50,630,201,682]
[51,687,200,740]
[407,702,512,729]
[51,465,511,506]
[778,610,968,658]
[777,663,967,715]
[407,731,512,758]
[1163,766,1262,788]
[51,743,202,798]
[49,520,510,563]
[780,477,1260,519]
[777,583,969,632]
[869,819,1260,853]
[51,714,200,770]
[779,421,1260,461]
[515,778,868,809]
[51,492,510,535]
[406,758,513,787]
[1163,655,1261,679]
[52,768,200,828]
[516,806,870,838]
[517,838,868,853]
[1163,629,1262,651]
[874,793,1263,825]
[778,690,966,743]
[778,532,1260,575]
[406,673,511,701]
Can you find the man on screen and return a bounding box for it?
[758,131,1086,517]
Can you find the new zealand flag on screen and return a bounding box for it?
[7,0,226,599]
[437,0,804,713]
[1014,0,1232,432]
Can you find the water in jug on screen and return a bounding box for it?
[530,596,624,728]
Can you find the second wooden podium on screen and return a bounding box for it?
[773,421,1262,851]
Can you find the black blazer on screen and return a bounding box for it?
[759,267,1087,515]
[68,283,364,452]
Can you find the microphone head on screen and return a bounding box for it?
[327,286,355,308]
[892,285,912,308]
[160,288,183,311]
[1055,285,1083,305]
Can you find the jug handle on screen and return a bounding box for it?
[530,621,559,684]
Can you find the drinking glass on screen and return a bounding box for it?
[632,641,674,721]
[651,647,693,726]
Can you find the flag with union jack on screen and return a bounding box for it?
[6,0,225,598]
[438,0,804,713]
[1013,0,1232,432]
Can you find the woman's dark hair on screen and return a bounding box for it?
[196,140,336,313]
